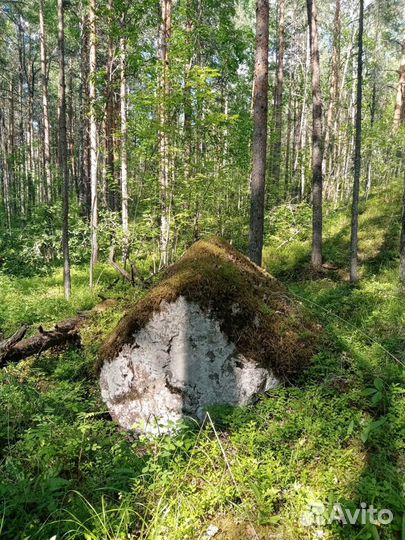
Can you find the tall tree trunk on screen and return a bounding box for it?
[399,161,405,285]
[158,0,172,267]
[39,0,52,204]
[78,12,90,216]
[183,0,193,187]
[89,0,98,287]
[0,108,11,228]
[293,35,309,198]
[17,23,26,217]
[57,0,71,300]
[400,167,405,284]
[105,0,117,211]
[306,0,323,270]
[393,31,405,132]
[271,0,285,199]
[284,82,292,197]
[249,0,269,266]
[322,0,340,181]
[350,0,364,283]
[8,77,15,218]
[120,36,129,264]
[68,61,76,185]
[365,79,376,200]
[27,45,35,213]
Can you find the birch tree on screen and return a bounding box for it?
[158,0,172,267]
[271,0,285,198]
[39,0,52,203]
[89,0,98,287]
[120,36,129,264]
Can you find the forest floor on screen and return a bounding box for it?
[1,184,405,540]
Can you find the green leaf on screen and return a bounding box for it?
[371,392,382,406]
[374,378,384,392]
[363,388,377,396]
[360,426,371,443]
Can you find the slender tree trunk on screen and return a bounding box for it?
[306,0,323,270]
[271,0,285,199]
[120,36,129,264]
[158,0,172,267]
[350,0,364,283]
[58,0,71,300]
[39,0,52,203]
[68,61,76,184]
[27,47,35,213]
[291,96,298,193]
[293,36,309,198]
[78,12,90,216]
[322,0,340,181]
[183,1,193,186]
[105,0,117,211]
[249,0,269,266]
[17,23,26,217]
[8,77,15,218]
[89,0,98,287]
[0,108,11,228]
[400,167,405,284]
[284,83,292,197]
[393,31,405,132]
[334,25,356,190]
[365,79,376,200]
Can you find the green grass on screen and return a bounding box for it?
[0,264,134,335]
[0,184,404,539]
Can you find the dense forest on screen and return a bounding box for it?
[1,0,405,538]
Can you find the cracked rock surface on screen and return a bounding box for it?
[100,296,278,432]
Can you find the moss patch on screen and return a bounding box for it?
[99,237,320,378]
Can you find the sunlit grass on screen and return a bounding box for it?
[0,264,123,335]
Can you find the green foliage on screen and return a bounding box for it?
[0,264,124,335]
[0,205,92,277]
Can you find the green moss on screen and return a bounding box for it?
[99,236,320,378]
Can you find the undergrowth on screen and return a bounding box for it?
[0,184,404,539]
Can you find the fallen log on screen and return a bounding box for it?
[0,325,29,356]
[0,298,119,367]
[0,315,86,366]
[0,296,116,367]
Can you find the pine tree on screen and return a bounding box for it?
[249,0,270,266]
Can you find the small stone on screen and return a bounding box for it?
[204,525,219,538]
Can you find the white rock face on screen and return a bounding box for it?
[100,296,278,432]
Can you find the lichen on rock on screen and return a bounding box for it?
[99,237,320,431]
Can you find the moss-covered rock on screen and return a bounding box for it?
[101,237,319,375]
[99,237,320,430]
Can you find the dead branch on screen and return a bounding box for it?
[0,316,85,366]
[0,325,29,355]
[0,299,116,367]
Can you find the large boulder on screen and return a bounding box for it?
[99,237,319,431]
